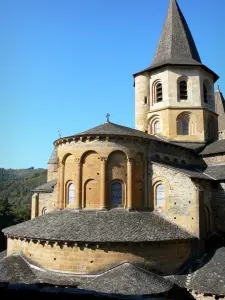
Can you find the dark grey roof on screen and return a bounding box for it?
[152,0,201,66]
[169,141,206,152]
[201,165,225,180]
[0,254,38,284]
[0,250,7,261]
[133,0,218,81]
[2,210,194,242]
[0,254,88,287]
[200,140,225,155]
[79,262,174,295]
[170,247,225,295]
[152,162,213,180]
[48,148,58,164]
[58,122,158,142]
[31,179,57,193]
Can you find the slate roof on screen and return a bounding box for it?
[201,165,225,180]
[31,179,57,193]
[169,247,225,296]
[200,140,225,155]
[79,262,174,295]
[152,162,213,180]
[48,148,58,164]
[2,210,194,242]
[0,250,7,261]
[0,254,88,286]
[133,0,218,81]
[58,122,158,142]
[0,254,38,284]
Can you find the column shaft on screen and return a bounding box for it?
[59,163,65,209]
[100,157,107,209]
[127,158,133,209]
[75,161,82,209]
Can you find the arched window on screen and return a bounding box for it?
[156,83,163,102]
[154,121,161,134]
[203,82,208,103]
[42,207,48,215]
[155,184,165,207]
[68,183,75,205]
[177,112,196,136]
[111,181,123,207]
[179,80,188,100]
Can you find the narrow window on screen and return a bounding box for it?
[111,182,122,207]
[179,81,188,100]
[144,96,148,104]
[68,183,75,205]
[154,121,161,134]
[156,83,163,102]
[182,119,189,135]
[156,184,165,207]
[42,208,48,215]
[203,83,208,103]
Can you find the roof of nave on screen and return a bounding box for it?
[31,178,57,193]
[2,210,195,242]
[199,139,225,156]
[152,162,214,180]
[201,164,225,180]
[168,247,225,296]
[79,262,174,295]
[133,0,218,81]
[48,147,58,164]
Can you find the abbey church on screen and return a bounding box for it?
[1,0,225,298]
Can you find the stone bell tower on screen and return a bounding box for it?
[134,0,219,143]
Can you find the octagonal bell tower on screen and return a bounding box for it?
[134,0,219,143]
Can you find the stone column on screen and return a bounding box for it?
[31,193,39,219]
[75,158,82,209]
[127,158,134,210]
[144,157,149,209]
[58,161,65,209]
[100,156,107,209]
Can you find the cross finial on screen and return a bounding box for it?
[106,113,110,123]
[58,129,61,138]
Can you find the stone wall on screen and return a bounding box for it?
[212,181,225,232]
[149,163,203,237]
[7,238,191,275]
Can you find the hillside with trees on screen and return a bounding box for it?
[0,168,47,251]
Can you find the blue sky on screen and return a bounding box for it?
[1,0,225,169]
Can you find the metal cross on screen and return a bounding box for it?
[106,113,110,122]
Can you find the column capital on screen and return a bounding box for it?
[74,158,81,164]
[127,158,134,165]
[58,160,64,168]
[100,156,107,163]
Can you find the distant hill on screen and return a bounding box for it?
[0,168,47,251]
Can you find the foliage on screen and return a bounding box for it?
[0,168,47,251]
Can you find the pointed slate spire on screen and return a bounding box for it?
[133,0,219,81]
[152,0,201,67]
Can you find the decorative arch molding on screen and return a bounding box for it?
[176,111,197,135]
[61,153,73,165]
[42,207,48,215]
[80,150,99,164]
[107,149,129,160]
[148,115,162,135]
